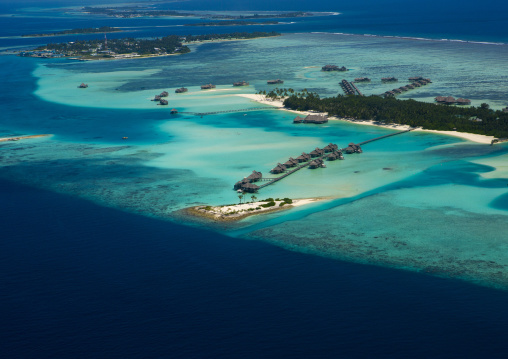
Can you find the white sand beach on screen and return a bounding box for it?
[188,198,324,221]
[235,93,496,144]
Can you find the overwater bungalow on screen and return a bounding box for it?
[327,150,344,161]
[381,77,398,82]
[78,83,88,88]
[233,81,249,87]
[406,84,415,89]
[270,163,286,174]
[323,143,338,153]
[303,115,328,124]
[310,147,324,158]
[345,143,362,154]
[435,96,446,103]
[283,157,299,168]
[293,116,305,124]
[246,170,262,182]
[267,79,284,84]
[456,98,471,105]
[309,158,324,169]
[159,99,168,105]
[444,96,456,105]
[354,77,371,82]
[408,76,425,82]
[159,91,169,97]
[234,178,249,190]
[201,84,216,90]
[241,182,259,193]
[322,64,347,72]
[175,87,188,93]
[170,108,178,114]
[412,82,422,87]
[296,152,311,162]
[393,89,402,94]
[152,95,161,101]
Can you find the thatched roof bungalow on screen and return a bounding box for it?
[456,98,471,105]
[201,84,216,90]
[354,77,371,82]
[284,158,299,168]
[160,91,169,97]
[159,99,168,105]
[241,182,259,193]
[309,158,324,169]
[323,143,338,153]
[270,163,286,174]
[304,115,328,124]
[233,81,249,87]
[234,178,249,190]
[345,143,362,154]
[322,65,347,72]
[381,77,398,82]
[310,147,325,158]
[444,96,456,104]
[175,87,188,93]
[327,150,344,161]
[267,79,284,84]
[246,170,262,182]
[296,152,311,162]
[293,116,305,124]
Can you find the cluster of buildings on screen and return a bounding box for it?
[233,141,364,193]
[434,96,471,105]
[322,64,348,72]
[151,91,169,105]
[293,114,329,124]
[383,77,432,97]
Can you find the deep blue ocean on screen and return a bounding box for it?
[2,1,508,357]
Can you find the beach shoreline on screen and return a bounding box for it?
[234,93,496,144]
[185,198,325,222]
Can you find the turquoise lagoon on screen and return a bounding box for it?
[2,32,508,288]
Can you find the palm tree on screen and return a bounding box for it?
[238,194,243,204]
[251,195,257,203]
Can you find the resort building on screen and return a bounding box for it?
[310,147,325,158]
[201,84,216,90]
[175,87,188,93]
[323,143,339,153]
[327,150,344,161]
[309,158,324,169]
[322,64,348,72]
[233,81,249,87]
[344,143,362,154]
[267,79,284,84]
[296,152,311,162]
[270,163,287,174]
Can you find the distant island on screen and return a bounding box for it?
[184,20,279,27]
[19,31,281,60]
[281,90,508,138]
[81,6,312,19]
[22,26,121,38]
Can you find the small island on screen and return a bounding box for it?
[282,90,508,138]
[186,197,321,222]
[22,26,121,38]
[18,31,281,60]
[81,6,312,20]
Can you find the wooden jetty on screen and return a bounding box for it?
[250,129,412,191]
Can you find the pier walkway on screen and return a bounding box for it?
[257,129,412,190]
[357,129,412,146]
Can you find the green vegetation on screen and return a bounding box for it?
[261,201,276,208]
[29,31,280,59]
[283,92,508,138]
[23,26,121,37]
[36,35,189,58]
